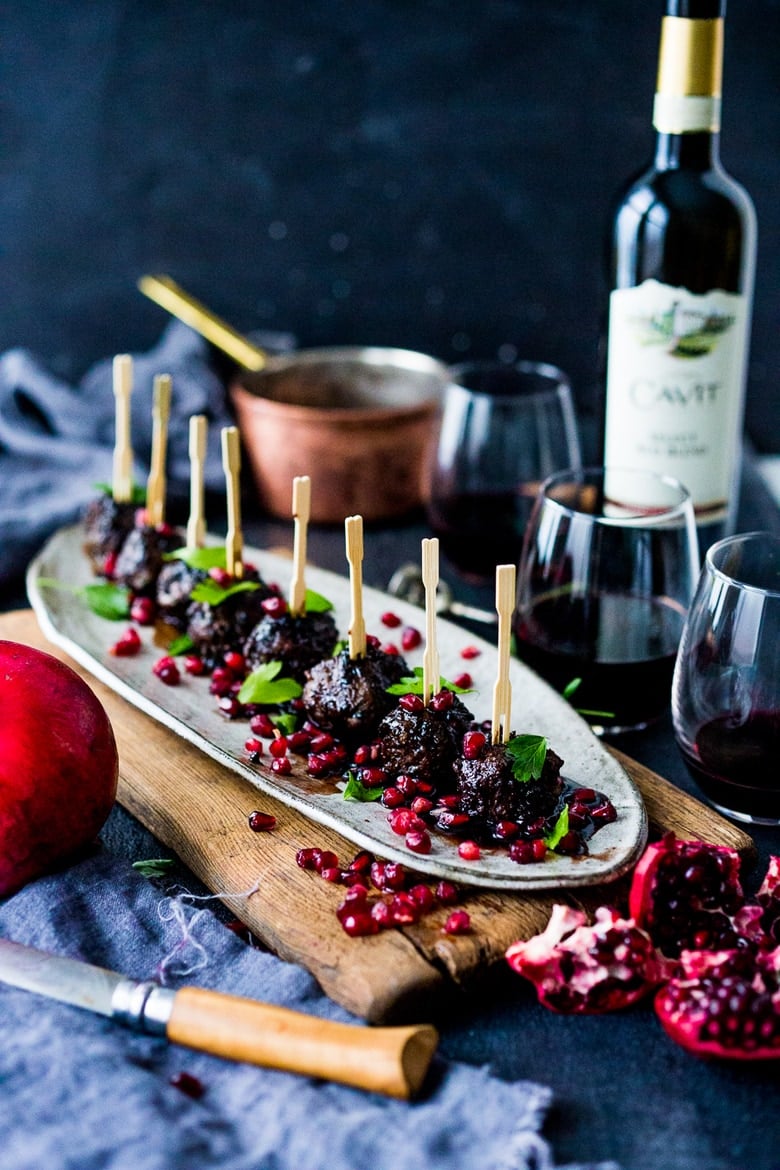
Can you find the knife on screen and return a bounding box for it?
[0,938,438,1099]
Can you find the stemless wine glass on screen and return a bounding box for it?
[672,532,780,825]
[425,360,581,584]
[515,466,700,735]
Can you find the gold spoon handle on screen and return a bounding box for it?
[138,274,268,372]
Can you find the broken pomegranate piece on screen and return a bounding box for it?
[655,946,780,1061]
[506,904,669,1014]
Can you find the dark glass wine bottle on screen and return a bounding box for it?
[603,0,756,554]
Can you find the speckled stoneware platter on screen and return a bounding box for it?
[27,523,648,891]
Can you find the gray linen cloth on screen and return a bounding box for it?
[0,321,285,587]
[0,849,619,1170]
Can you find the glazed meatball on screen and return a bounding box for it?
[376,690,474,790]
[244,609,339,683]
[455,739,564,832]
[302,642,409,743]
[82,495,136,573]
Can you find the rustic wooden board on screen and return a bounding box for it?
[4,609,756,1024]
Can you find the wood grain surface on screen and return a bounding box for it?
[4,609,755,1023]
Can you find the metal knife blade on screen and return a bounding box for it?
[0,938,438,1099]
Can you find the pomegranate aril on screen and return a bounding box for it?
[458,840,481,861]
[443,910,471,935]
[170,1071,205,1099]
[270,757,292,775]
[340,912,379,937]
[409,883,436,912]
[438,794,462,810]
[250,713,276,737]
[269,736,289,758]
[406,828,432,855]
[130,596,156,625]
[381,786,405,809]
[433,810,471,833]
[340,883,370,907]
[401,626,422,651]
[381,611,402,628]
[348,849,374,874]
[261,596,288,618]
[320,866,343,883]
[398,693,424,712]
[411,796,434,815]
[493,820,520,842]
[296,847,318,870]
[286,730,312,753]
[184,654,206,676]
[218,696,243,719]
[247,810,276,832]
[389,809,425,836]
[360,766,387,787]
[435,880,459,905]
[390,892,421,924]
[429,689,454,712]
[452,672,473,689]
[352,744,371,765]
[313,850,339,873]
[382,862,408,891]
[371,901,393,928]
[460,645,481,659]
[309,731,334,751]
[381,643,400,656]
[152,656,180,685]
[110,628,142,657]
[223,650,246,673]
[462,730,486,759]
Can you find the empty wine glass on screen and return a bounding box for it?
[672,531,780,825]
[425,360,581,584]
[515,466,700,735]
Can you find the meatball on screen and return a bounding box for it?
[244,609,339,683]
[82,495,136,573]
[455,739,564,832]
[112,524,183,596]
[301,643,409,743]
[155,559,208,630]
[376,691,474,790]
[186,569,274,669]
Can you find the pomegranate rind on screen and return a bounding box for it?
[627,832,746,958]
[654,947,780,1062]
[506,904,668,1014]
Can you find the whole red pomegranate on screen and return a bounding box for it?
[0,640,119,897]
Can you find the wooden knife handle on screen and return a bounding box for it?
[167,986,438,1099]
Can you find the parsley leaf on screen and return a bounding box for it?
[386,665,473,696]
[167,633,195,656]
[561,677,616,721]
[94,482,146,505]
[544,806,570,851]
[132,858,176,878]
[238,661,302,705]
[343,771,385,802]
[504,733,548,783]
[271,712,298,736]
[162,545,227,570]
[37,577,130,621]
[304,589,333,613]
[190,578,260,606]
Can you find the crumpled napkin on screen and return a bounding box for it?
[0,321,289,588]
[0,850,620,1170]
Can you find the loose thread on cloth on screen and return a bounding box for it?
[155,880,261,983]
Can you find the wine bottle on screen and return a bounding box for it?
[603,0,756,553]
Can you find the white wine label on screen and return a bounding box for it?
[653,93,721,134]
[605,279,750,521]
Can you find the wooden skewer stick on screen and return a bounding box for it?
[421,538,440,706]
[491,563,517,744]
[145,373,172,527]
[186,415,208,549]
[345,515,366,659]
[221,426,243,579]
[111,354,134,502]
[289,476,311,617]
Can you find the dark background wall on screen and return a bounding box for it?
[2,0,778,452]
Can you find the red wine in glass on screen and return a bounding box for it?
[514,591,686,733]
[678,711,780,823]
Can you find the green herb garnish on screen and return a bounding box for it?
[543,806,570,851]
[167,633,195,656]
[504,733,548,783]
[36,577,131,620]
[561,677,616,721]
[386,665,473,696]
[95,482,146,505]
[132,858,176,878]
[271,712,298,736]
[238,661,302,705]
[304,589,333,614]
[162,545,227,571]
[189,578,260,606]
[342,771,385,802]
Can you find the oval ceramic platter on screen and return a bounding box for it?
[26,523,648,891]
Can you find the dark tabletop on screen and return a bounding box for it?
[4,451,780,1170]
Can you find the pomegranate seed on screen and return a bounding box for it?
[493,820,520,841]
[382,862,408,890]
[555,831,584,855]
[409,883,436,911]
[169,1071,205,1099]
[320,866,343,883]
[244,737,264,756]
[340,912,379,937]
[296,847,318,870]
[401,626,422,651]
[390,892,421,924]
[261,596,288,618]
[381,786,405,809]
[452,671,472,689]
[348,849,374,874]
[103,550,118,578]
[436,880,459,904]
[509,838,547,864]
[352,744,371,765]
[223,650,245,673]
[270,757,292,775]
[405,828,432,855]
[313,850,339,873]
[460,645,481,659]
[209,667,234,696]
[438,794,462,809]
[381,611,402,628]
[389,808,425,836]
[184,654,206,676]
[218,696,243,719]
[572,787,597,803]
[339,884,370,907]
[247,810,276,832]
[458,840,481,861]
[360,766,387,787]
[110,628,141,657]
[152,655,180,685]
[433,810,471,832]
[381,642,400,655]
[250,713,276,737]
[371,901,393,928]
[443,910,471,935]
[411,796,434,815]
[309,731,334,751]
[398,692,424,712]
[269,736,289,758]
[415,780,434,794]
[341,870,366,887]
[366,633,381,649]
[590,800,617,824]
[462,730,487,759]
[429,690,454,712]
[286,730,312,753]
[369,861,386,888]
[130,596,155,625]
[209,567,231,586]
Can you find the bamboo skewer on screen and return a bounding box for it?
[145,374,172,527]
[491,564,517,744]
[345,515,366,659]
[186,415,208,549]
[111,354,134,502]
[421,538,440,705]
[289,476,311,617]
[221,426,243,579]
